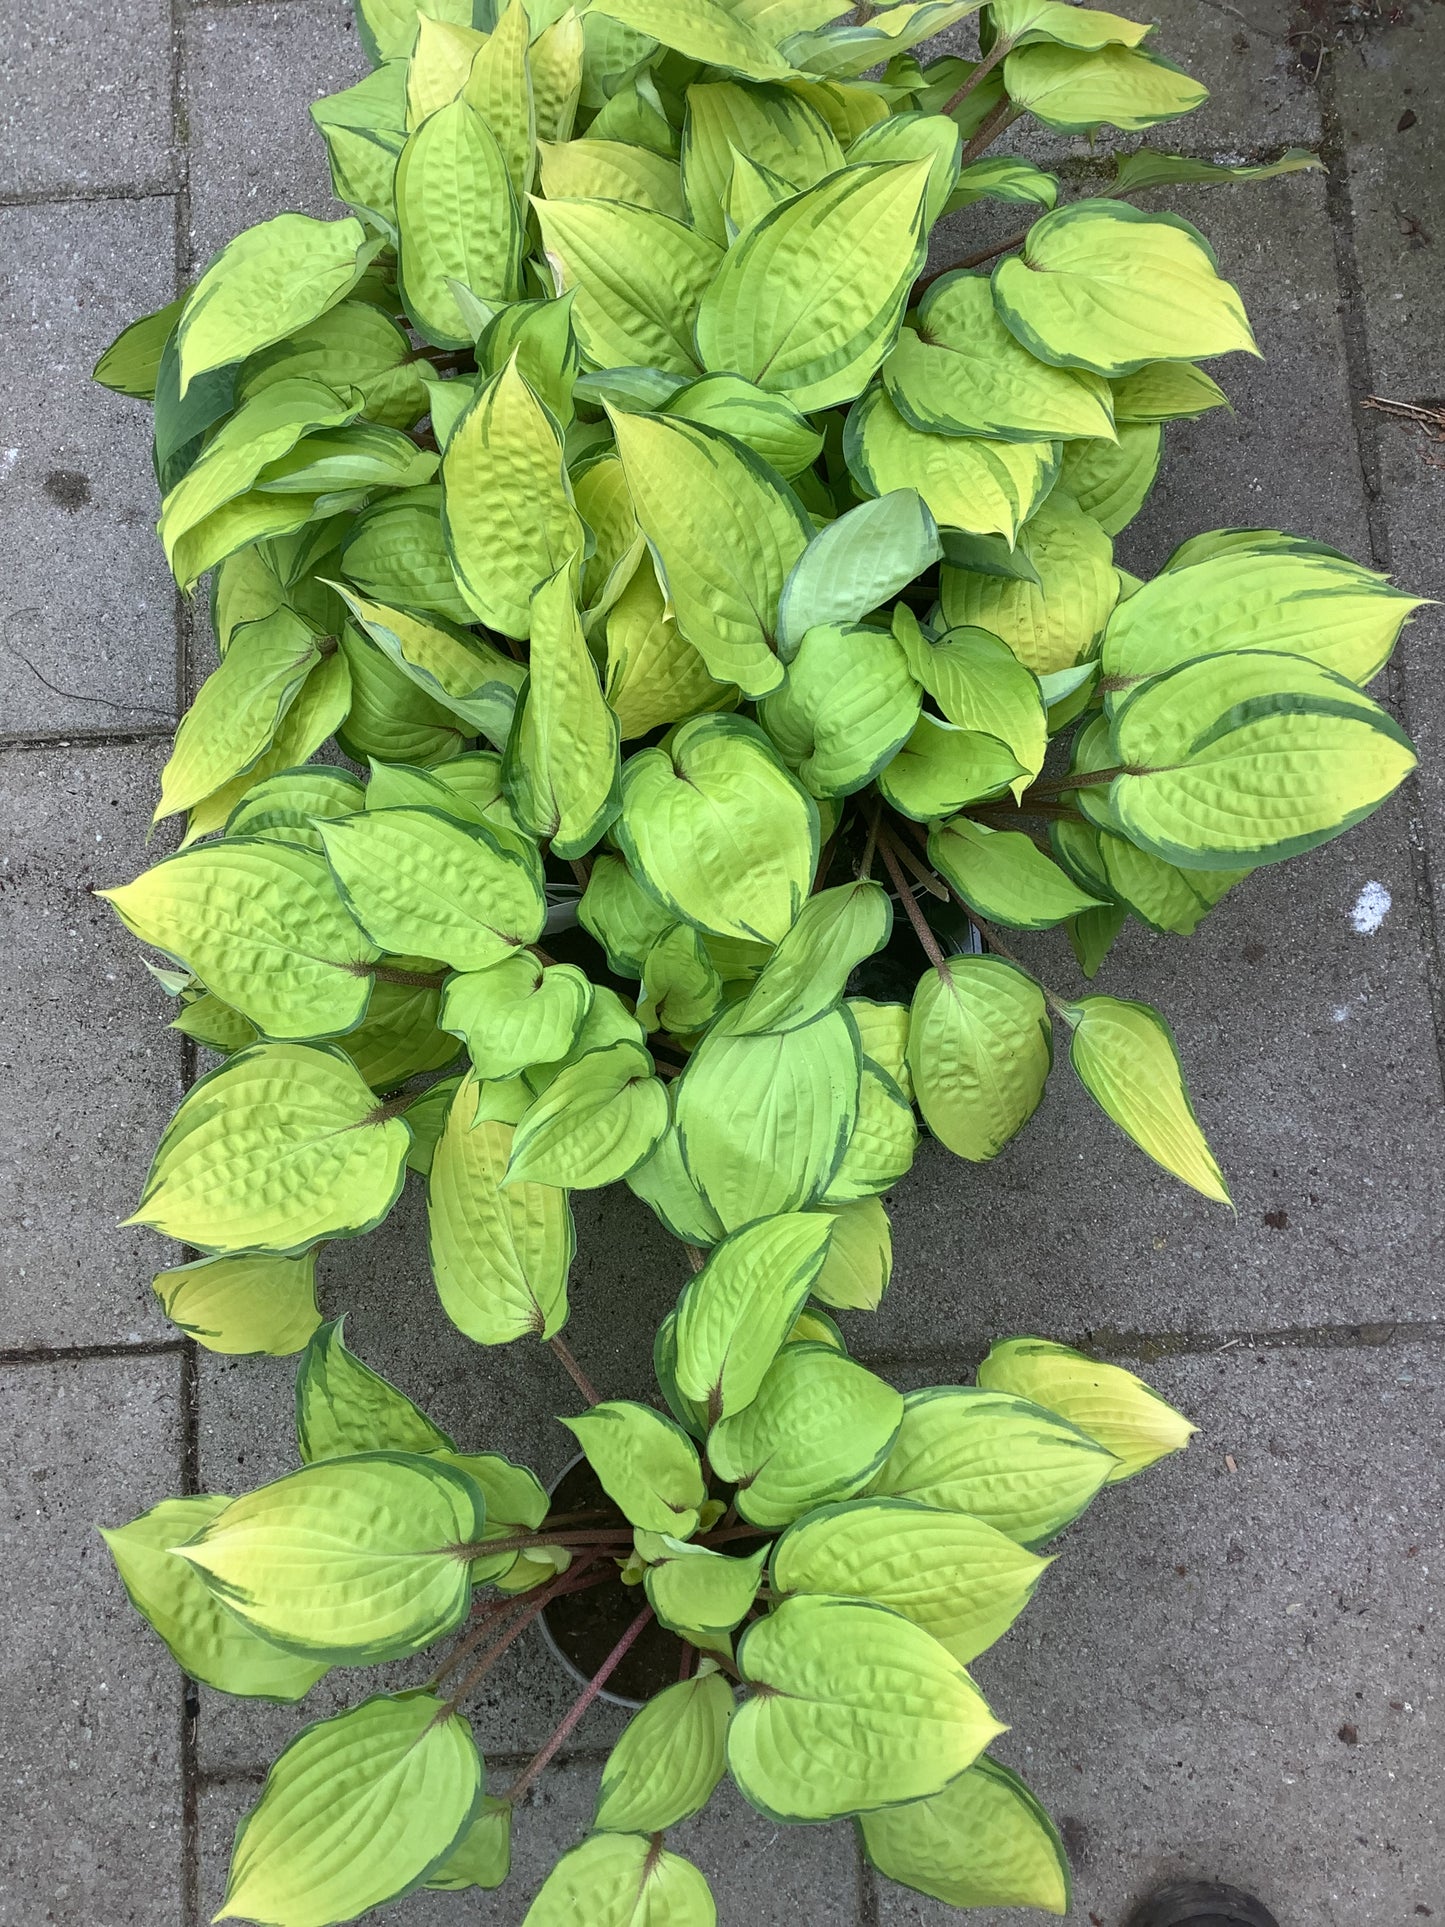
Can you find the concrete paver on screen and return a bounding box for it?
[0,0,177,199]
[0,743,184,1350]
[0,197,181,740]
[0,1355,186,1926]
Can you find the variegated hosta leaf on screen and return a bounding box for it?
[907,958,1052,1162]
[891,609,1047,799]
[294,1317,454,1462]
[759,623,922,799]
[594,1670,734,1834]
[729,1595,1004,1820]
[771,1496,1050,1661]
[928,816,1104,931]
[681,78,845,244]
[642,1536,769,1646]
[1004,42,1209,135]
[875,713,1026,819]
[696,160,934,410]
[151,1252,322,1356]
[674,1211,834,1419]
[217,1693,482,1927]
[732,882,893,1033]
[101,839,379,1042]
[101,1497,330,1702]
[867,1384,1120,1545]
[993,200,1259,377]
[859,1756,1071,1914]
[332,584,526,741]
[1059,421,1161,534]
[592,0,795,81]
[940,489,1120,676]
[775,490,941,659]
[562,1400,707,1536]
[608,408,812,698]
[442,953,592,1080]
[522,1832,716,1927]
[428,1077,574,1344]
[665,372,824,480]
[506,1038,669,1187]
[533,196,721,375]
[708,1343,903,1526]
[125,1043,410,1255]
[978,1336,1197,1480]
[845,385,1059,542]
[396,97,523,347]
[883,270,1114,443]
[174,1454,482,1662]
[809,1196,893,1310]
[618,714,818,944]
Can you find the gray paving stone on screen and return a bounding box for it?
[0,742,184,1350]
[871,1339,1445,1927]
[0,196,180,739]
[184,0,369,270]
[0,0,176,200]
[1,1354,185,1926]
[200,1752,864,1925]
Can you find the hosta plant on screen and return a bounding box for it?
[106,1302,1195,1922]
[91,0,1425,1917]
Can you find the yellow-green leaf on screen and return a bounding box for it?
[907,958,1052,1161]
[396,98,524,347]
[978,1336,1197,1479]
[534,198,720,375]
[860,1756,1071,1913]
[845,386,1058,541]
[595,1671,734,1833]
[152,1252,322,1357]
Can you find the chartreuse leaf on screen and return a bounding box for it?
[1078,824,1242,937]
[152,1252,322,1356]
[125,1044,410,1255]
[353,0,478,62]
[760,623,922,799]
[643,1537,769,1646]
[734,882,892,1032]
[217,1691,482,1927]
[318,806,545,971]
[101,839,379,1042]
[1006,43,1208,134]
[638,924,725,1035]
[342,965,461,1092]
[675,1212,834,1419]
[847,108,961,225]
[506,1039,667,1186]
[876,714,1025,819]
[710,1343,903,1526]
[397,99,522,347]
[424,1795,512,1891]
[1111,358,1228,422]
[592,0,793,78]
[776,491,941,659]
[1061,994,1229,1202]
[790,2,981,78]
[677,1006,860,1231]
[729,1596,1004,1821]
[101,1497,329,1701]
[945,154,1059,212]
[884,270,1114,442]
[443,356,584,638]
[1109,652,1416,869]
[618,715,818,943]
[630,1122,727,1250]
[319,121,405,232]
[428,1074,574,1343]
[696,160,933,410]
[342,490,474,623]
[979,1336,1197,1480]
[523,985,646,1094]
[928,817,1104,929]
[563,1401,707,1536]
[225,767,363,848]
[681,79,844,244]
[845,386,1058,541]
[177,213,369,395]
[295,1318,455,1462]
[182,652,354,846]
[989,0,1152,46]
[504,564,621,857]
[171,993,257,1055]
[155,610,325,819]
[1060,421,1161,534]
[595,1670,734,1833]
[847,998,912,1097]
[538,136,684,214]
[533,198,720,375]
[993,201,1259,377]
[407,17,487,125]
[892,612,1047,799]
[609,410,812,698]
[579,853,676,977]
[665,373,823,481]
[1115,144,1322,193]
[432,1449,548,1587]
[462,0,534,199]
[443,953,592,1078]
[908,959,1052,1161]
[531,9,585,142]
[868,1385,1120,1544]
[859,1756,1071,1913]
[810,1197,892,1310]
[773,1497,1049,1661]
[1099,542,1423,695]
[175,1453,482,1662]
[940,489,1119,675]
[332,585,525,740]
[94,293,187,398]
[822,1056,919,1201]
[523,1832,716,1927]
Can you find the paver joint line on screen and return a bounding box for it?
[0,1338,189,1366]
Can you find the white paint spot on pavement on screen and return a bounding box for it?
[0,448,19,481]
[1350,881,1392,935]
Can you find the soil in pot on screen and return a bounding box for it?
[540,1456,687,1705]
